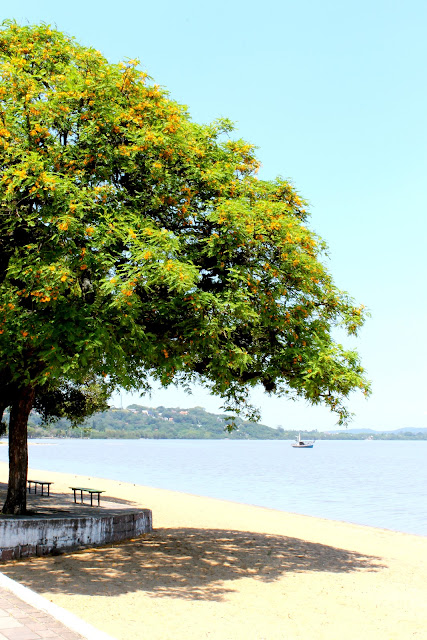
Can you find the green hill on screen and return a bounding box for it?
[27,405,290,439]
[24,405,427,440]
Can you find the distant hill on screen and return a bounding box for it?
[27,405,289,440]
[393,427,427,434]
[327,427,427,435]
[24,405,427,440]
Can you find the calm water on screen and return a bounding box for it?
[1,439,426,536]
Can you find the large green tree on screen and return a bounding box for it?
[0,21,369,513]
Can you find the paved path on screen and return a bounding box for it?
[0,576,116,640]
[0,586,84,640]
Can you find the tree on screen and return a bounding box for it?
[0,21,370,513]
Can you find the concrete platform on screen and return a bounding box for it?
[0,484,152,561]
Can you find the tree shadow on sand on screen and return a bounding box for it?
[2,527,386,601]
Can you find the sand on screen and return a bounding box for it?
[0,461,426,640]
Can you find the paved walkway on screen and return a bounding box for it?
[0,586,85,640]
[0,576,116,640]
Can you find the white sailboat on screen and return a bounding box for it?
[291,433,315,448]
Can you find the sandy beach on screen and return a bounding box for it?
[0,461,426,640]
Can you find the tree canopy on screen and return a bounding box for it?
[0,21,369,512]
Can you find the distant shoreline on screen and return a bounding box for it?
[3,405,427,440]
[4,432,427,442]
[17,434,427,440]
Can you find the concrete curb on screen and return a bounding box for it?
[0,571,117,640]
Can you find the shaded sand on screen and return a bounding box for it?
[0,462,426,639]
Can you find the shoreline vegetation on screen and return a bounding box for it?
[0,462,426,640]
[16,404,427,440]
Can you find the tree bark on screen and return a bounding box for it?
[2,385,35,515]
[0,405,6,438]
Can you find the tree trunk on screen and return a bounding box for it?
[2,385,35,515]
[0,404,6,437]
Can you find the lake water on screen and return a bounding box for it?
[1,439,426,536]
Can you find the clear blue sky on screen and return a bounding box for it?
[5,1,427,430]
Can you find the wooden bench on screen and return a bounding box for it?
[70,487,105,507]
[27,480,53,496]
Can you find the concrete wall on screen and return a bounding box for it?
[0,509,152,561]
